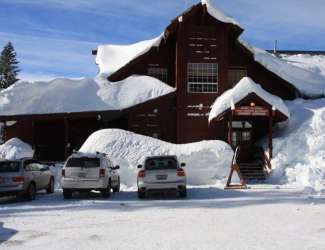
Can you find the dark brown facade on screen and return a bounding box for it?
[1,3,298,161]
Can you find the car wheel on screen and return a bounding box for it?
[46,177,55,194]
[179,187,187,198]
[101,182,111,198]
[25,183,36,201]
[112,178,120,193]
[63,189,73,199]
[137,189,146,199]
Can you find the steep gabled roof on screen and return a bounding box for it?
[209,77,290,122]
[95,1,243,78]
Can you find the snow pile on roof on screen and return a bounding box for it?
[280,54,325,78]
[96,35,162,76]
[201,0,242,28]
[79,129,233,187]
[270,98,325,193]
[209,77,290,121]
[240,41,325,98]
[0,138,34,160]
[0,75,175,116]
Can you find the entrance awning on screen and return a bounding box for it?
[209,77,290,122]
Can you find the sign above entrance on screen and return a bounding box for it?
[234,106,269,116]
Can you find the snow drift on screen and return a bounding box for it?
[271,98,325,192]
[79,129,233,187]
[0,138,34,160]
[0,75,175,116]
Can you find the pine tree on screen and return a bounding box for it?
[0,42,20,89]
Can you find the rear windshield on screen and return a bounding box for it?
[0,161,20,173]
[145,157,178,170]
[66,157,100,168]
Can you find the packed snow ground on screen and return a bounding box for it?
[0,188,325,250]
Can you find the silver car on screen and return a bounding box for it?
[61,152,120,199]
[137,155,187,199]
[0,158,55,201]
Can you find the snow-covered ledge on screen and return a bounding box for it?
[209,77,290,122]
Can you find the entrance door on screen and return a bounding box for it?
[231,130,252,148]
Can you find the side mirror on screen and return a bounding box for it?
[114,165,120,170]
[181,163,186,167]
[137,164,143,169]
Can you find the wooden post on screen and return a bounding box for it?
[32,120,36,151]
[3,120,7,142]
[228,110,233,145]
[64,117,70,160]
[268,110,273,159]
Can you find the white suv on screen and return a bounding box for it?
[137,155,187,198]
[61,152,120,199]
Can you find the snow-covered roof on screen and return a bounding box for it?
[209,77,290,122]
[96,1,241,77]
[201,0,242,28]
[0,75,175,117]
[96,35,163,76]
[240,41,325,98]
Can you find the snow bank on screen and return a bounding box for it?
[209,77,289,121]
[96,35,162,76]
[0,138,34,160]
[79,129,233,187]
[240,41,325,98]
[270,98,325,192]
[0,75,175,116]
[201,0,242,28]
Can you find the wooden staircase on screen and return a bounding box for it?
[225,146,272,189]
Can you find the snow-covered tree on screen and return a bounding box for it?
[0,42,20,89]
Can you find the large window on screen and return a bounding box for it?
[228,68,247,87]
[188,63,218,93]
[148,68,168,83]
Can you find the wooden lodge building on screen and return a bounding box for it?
[0,0,320,177]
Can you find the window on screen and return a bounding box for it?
[148,68,168,83]
[228,68,247,87]
[188,63,218,93]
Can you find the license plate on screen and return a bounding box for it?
[156,175,167,180]
[78,172,86,178]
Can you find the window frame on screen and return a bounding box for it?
[187,63,218,93]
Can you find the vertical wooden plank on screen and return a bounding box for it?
[228,111,233,145]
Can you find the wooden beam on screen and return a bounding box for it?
[269,109,273,159]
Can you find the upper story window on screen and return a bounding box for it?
[148,68,168,84]
[187,63,218,93]
[228,68,247,87]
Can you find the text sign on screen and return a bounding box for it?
[234,106,269,116]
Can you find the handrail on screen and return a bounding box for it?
[232,146,240,166]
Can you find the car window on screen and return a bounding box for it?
[66,157,100,168]
[145,157,178,170]
[25,163,41,171]
[0,161,20,173]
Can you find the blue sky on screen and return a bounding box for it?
[0,0,324,81]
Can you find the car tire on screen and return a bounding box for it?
[179,187,187,198]
[46,177,55,194]
[112,178,120,193]
[101,182,111,198]
[63,189,73,199]
[25,183,36,201]
[137,189,146,199]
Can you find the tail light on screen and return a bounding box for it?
[99,169,105,177]
[177,169,186,177]
[12,176,24,182]
[61,169,65,177]
[138,170,145,178]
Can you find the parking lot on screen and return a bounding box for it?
[1,186,325,250]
